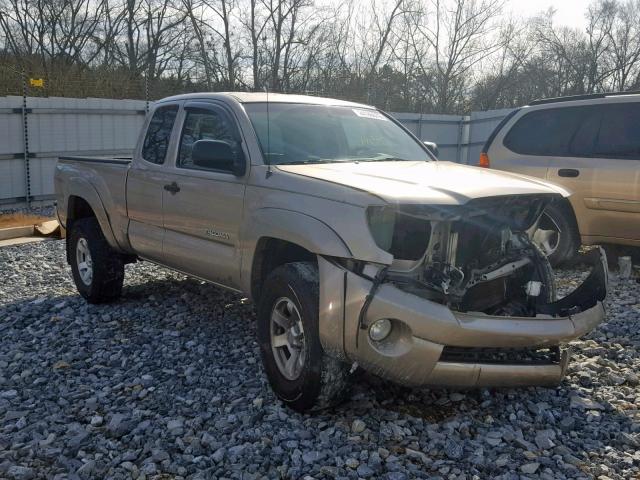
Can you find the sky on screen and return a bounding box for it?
[506,0,590,31]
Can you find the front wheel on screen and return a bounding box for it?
[257,262,350,412]
[532,203,579,267]
[69,217,124,303]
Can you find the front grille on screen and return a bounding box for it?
[440,346,561,365]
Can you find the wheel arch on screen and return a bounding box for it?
[243,208,353,302]
[249,237,317,303]
[64,181,119,262]
[551,197,581,241]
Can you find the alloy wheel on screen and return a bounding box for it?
[533,212,561,257]
[76,237,93,285]
[270,297,306,380]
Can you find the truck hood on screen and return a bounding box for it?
[277,160,569,204]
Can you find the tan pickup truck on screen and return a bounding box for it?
[54,92,607,412]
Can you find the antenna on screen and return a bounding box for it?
[264,84,272,178]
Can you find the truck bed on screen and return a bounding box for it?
[55,155,133,252]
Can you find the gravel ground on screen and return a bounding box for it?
[1,240,639,480]
[0,205,56,218]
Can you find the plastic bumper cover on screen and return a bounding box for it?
[318,248,607,387]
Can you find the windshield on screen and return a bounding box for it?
[244,103,432,165]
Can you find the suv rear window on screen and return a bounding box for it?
[142,105,179,164]
[594,103,640,159]
[503,102,640,159]
[503,106,586,156]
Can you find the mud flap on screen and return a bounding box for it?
[536,247,608,317]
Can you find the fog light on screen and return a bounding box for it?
[369,318,392,341]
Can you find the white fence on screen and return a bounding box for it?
[392,108,515,165]
[0,96,148,206]
[0,95,514,206]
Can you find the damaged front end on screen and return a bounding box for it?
[366,195,607,318]
[318,194,608,388]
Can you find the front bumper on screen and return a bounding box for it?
[318,248,607,387]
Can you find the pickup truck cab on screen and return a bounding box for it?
[55,92,608,412]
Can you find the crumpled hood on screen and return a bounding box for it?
[277,160,569,204]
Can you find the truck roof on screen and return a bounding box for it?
[157,91,375,109]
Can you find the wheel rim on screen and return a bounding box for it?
[270,297,306,381]
[76,237,93,286]
[533,212,561,257]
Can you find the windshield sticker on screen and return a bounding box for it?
[352,109,388,121]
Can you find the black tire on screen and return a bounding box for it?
[257,262,350,412]
[69,217,124,304]
[535,203,580,267]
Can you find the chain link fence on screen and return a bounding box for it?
[0,59,425,110]
[0,60,512,208]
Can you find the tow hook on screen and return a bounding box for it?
[355,267,388,349]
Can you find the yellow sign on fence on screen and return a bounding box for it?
[29,78,44,87]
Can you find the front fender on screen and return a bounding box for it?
[240,208,353,294]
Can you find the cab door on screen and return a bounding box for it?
[126,103,180,262]
[161,101,248,290]
[547,102,640,243]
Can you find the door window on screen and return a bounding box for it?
[141,105,179,164]
[594,103,640,159]
[568,110,601,157]
[178,107,241,170]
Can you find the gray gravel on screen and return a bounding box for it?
[0,204,56,218]
[1,239,639,479]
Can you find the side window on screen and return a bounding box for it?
[141,105,178,164]
[178,107,240,170]
[568,110,601,157]
[503,107,587,156]
[594,103,640,159]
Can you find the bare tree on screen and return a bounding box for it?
[606,0,640,89]
[408,0,504,112]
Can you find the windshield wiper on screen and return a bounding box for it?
[353,154,415,162]
[278,154,421,165]
[364,155,406,162]
[279,158,350,165]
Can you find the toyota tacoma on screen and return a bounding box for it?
[54,92,608,412]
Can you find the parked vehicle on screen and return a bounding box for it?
[54,93,607,412]
[479,91,640,266]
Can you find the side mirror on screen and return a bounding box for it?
[423,141,439,158]
[192,139,246,176]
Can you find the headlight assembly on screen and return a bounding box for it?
[366,206,396,251]
[367,205,432,260]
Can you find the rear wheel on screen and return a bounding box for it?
[257,262,350,412]
[532,203,579,267]
[69,217,124,303]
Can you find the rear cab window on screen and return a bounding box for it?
[141,105,179,164]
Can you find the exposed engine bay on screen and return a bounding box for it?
[366,195,607,318]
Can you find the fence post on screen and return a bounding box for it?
[455,117,463,163]
[466,114,474,165]
[21,68,31,208]
[144,73,150,112]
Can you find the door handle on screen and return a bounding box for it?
[163,182,180,194]
[558,168,580,178]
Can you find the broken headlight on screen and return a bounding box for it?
[367,206,431,260]
[366,206,396,252]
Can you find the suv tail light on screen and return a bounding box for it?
[478,152,490,168]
